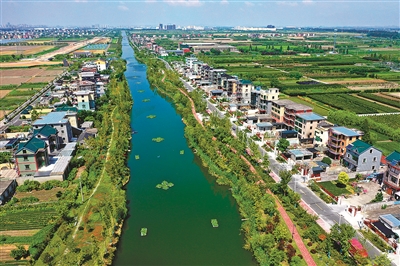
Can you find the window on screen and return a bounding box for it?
[25,165,30,170]
[347,154,350,158]
[310,126,312,130]
[61,130,64,134]
[373,157,377,162]
[362,158,367,163]
[370,149,373,154]
[23,156,28,161]
[60,125,63,127]
[372,166,376,170]
[22,149,27,154]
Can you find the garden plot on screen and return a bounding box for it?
[0,77,31,85]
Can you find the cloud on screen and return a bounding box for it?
[220,0,228,5]
[277,1,298,7]
[163,0,203,7]
[118,5,129,11]
[302,0,314,4]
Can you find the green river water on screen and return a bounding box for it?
[113,32,256,266]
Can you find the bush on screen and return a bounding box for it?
[10,245,29,260]
[321,157,332,165]
[19,196,39,203]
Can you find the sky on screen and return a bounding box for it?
[1,0,399,28]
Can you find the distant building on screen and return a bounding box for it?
[74,91,95,111]
[73,51,92,58]
[0,179,16,205]
[95,59,107,71]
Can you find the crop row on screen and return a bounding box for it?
[358,93,400,109]
[308,94,399,114]
[0,210,58,231]
[369,115,400,130]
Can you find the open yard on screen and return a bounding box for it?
[15,187,63,202]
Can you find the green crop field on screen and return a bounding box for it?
[358,93,400,109]
[0,209,58,231]
[369,114,400,129]
[309,94,399,114]
[287,96,334,116]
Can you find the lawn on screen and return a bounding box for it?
[318,180,353,197]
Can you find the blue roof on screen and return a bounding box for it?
[380,214,400,228]
[33,112,68,126]
[211,90,223,93]
[256,122,272,127]
[297,112,325,121]
[331,126,360,137]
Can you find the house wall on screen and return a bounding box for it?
[0,180,16,203]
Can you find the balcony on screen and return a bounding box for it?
[328,148,341,155]
[328,141,341,148]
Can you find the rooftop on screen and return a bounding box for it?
[256,122,273,127]
[387,151,400,164]
[51,156,72,175]
[33,112,68,126]
[331,126,362,137]
[33,124,57,137]
[272,99,312,111]
[0,179,15,196]
[17,137,46,154]
[297,112,326,121]
[346,139,372,154]
[380,214,400,228]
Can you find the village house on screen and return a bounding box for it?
[327,127,363,160]
[32,112,74,144]
[383,151,400,195]
[343,140,382,172]
[15,137,49,177]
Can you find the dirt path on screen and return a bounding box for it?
[72,106,116,239]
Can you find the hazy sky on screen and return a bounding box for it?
[1,0,399,27]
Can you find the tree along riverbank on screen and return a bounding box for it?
[17,34,132,265]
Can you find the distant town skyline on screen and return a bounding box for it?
[1,0,399,28]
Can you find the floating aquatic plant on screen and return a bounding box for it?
[142,99,150,102]
[156,180,174,190]
[146,115,156,119]
[152,137,164,143]
[135,155,140,160]
[180,150,184,155]
[211,219,219,228]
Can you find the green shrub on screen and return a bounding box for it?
[321,157,332,165]
[20,196,39,203]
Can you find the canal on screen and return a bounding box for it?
[113,32,256,266]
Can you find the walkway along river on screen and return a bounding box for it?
[113,32,256,265]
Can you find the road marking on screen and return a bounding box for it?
[299,189,305,194]
[315,204,323,211]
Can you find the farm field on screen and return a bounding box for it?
[374,141,400,156]
[0,68,63,86]
[0,45,56,56]
[0,209,58,231]
[308,94,399,114]
[358,93,400,109]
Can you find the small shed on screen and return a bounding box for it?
[256,122,273,132]
[210,89,223,96]
[380,214,400,229]
[288,149,313,162]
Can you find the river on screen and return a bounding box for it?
[113,32,256,266]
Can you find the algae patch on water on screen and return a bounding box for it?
[156,180,174,190]
[147,115,156,119]
[152,137,164,142]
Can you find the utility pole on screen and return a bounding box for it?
[79,175,84,202]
